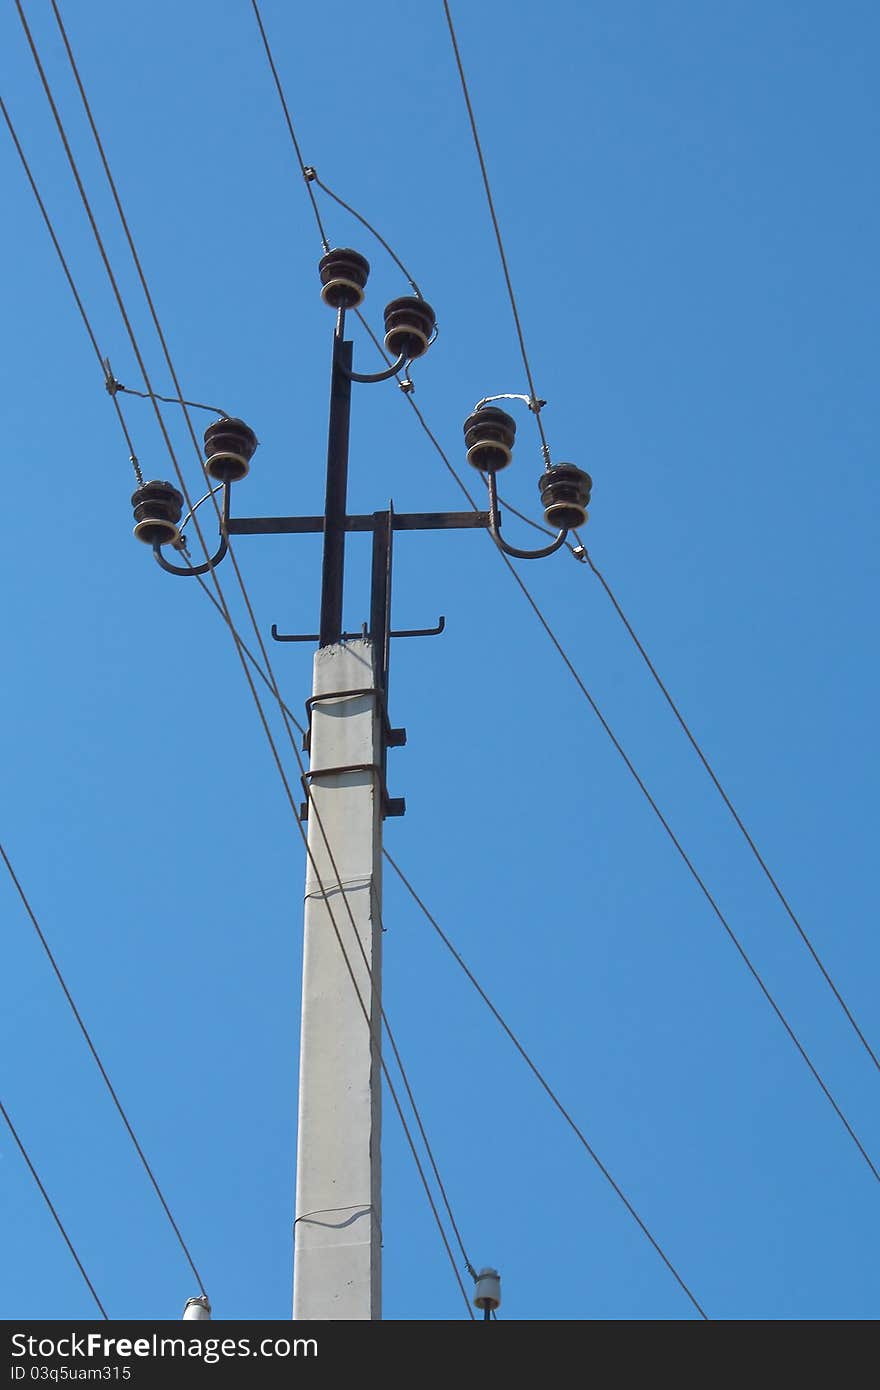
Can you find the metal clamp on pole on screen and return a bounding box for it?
[299,763,405,822]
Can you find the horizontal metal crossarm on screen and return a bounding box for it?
[227,510,491,536]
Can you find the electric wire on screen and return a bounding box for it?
[110,381,230,419]
[0,839,207,1296]
[441,0,552,468]
[185,550,479,1287]
[492,487,880,1076]
[40,1,475,1306]
[441,0,879,1094]
[370,883,478,1281]
[309,171,424,297]
[0,1097,110,1319]
[499,560,880,1184]
[249,0,330,251]
[383,849,709,1319]
[351,306,880,1188]
[572,536,880,1077]
[497,489,880,1077]
[1,94,142,484]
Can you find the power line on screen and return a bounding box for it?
[1,94,142,484]
[489,491,880,1079]
[351,309,880,1190]
[109,380,230,419]
[496,556,880,1185]
[0,1097,109,1319]
[249,0,330,251]
[0,839,207,1295]
[441,0,552,468]
[309,170,424,297]
[441,0,879,1108]
[573,538,880,1077]
[383,849,709,1321]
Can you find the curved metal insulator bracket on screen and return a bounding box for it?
[340,349,408,385]
[151,483,231,576]
[152,531,229,576]
[485,472,567,560]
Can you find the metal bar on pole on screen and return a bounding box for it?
[318,336,353,647]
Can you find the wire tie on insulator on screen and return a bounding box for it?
[102,355,122,396]
[303,165,317,182]
[466,1261,479,1282]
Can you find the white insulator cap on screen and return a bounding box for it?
[182,1295,212,1320]
[473,1267,501,1311]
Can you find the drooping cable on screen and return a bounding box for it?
[249,0,330,251]
[573,537,880,1077]
[0,839,207,1296]
[309,171,424,297]
[491,499,880,1076]
[441,0,879,1098]
[1,94,142,484]
[109,380,230,420]
[0,1097,110,1319]
[383,849,709,1320]
[496,559,880,1184]
[352,311,880,1188]
[441,0,552,468]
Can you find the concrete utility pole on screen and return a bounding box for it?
[135,244,582,1318]
[293,637,384,1318]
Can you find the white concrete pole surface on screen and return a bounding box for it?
[293,638,383,1320]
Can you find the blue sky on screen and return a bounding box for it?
[1,0,878,1321]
